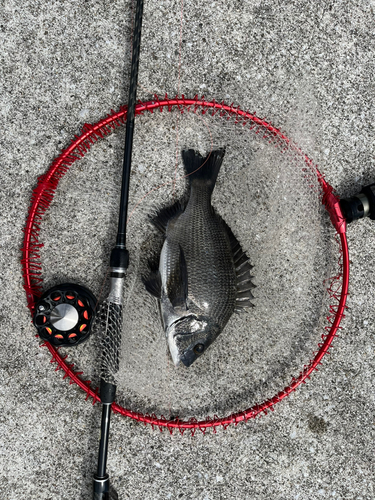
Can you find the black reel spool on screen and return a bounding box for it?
[33,284,97,347]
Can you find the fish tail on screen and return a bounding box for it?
[182,148,225,193]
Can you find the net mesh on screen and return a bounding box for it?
[23,97,346,429]
[114,110,331,420]
[95,300,123,385]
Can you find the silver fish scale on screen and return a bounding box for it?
[165,185,237,327]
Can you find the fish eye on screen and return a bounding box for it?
[193,343,205,354]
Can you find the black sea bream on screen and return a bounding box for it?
[144,149,255,367]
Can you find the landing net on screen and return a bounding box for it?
[22,97,348,433]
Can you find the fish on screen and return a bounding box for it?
[143,148,255,367]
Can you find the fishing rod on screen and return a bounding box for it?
[32,1,144,498]
[92,1,144,499]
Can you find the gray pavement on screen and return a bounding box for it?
[1,1,374,499]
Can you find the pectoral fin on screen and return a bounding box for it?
[143,271,162,299]
[167,245,188,309]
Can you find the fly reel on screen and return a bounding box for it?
[33,284,97,347]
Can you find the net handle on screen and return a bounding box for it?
[22,96,349,432]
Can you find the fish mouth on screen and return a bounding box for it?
[169,335,203,367]
[178,347,202,368]
[167,314,197,367]
[167,315,200,367]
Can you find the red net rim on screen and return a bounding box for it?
[22,96,349,433]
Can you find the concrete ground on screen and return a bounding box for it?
[1,1,374,499]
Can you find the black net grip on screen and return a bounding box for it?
[340,182,375,223]
[362,183,375,220]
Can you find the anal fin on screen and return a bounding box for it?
[218,214,256,310]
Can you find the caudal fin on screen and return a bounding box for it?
[181,148,225,193]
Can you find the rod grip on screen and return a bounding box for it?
[93,492,109,500]
[93,494,118,500]
[93,474,109,499]
[93,477,119,500]
[100,379,117,404]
